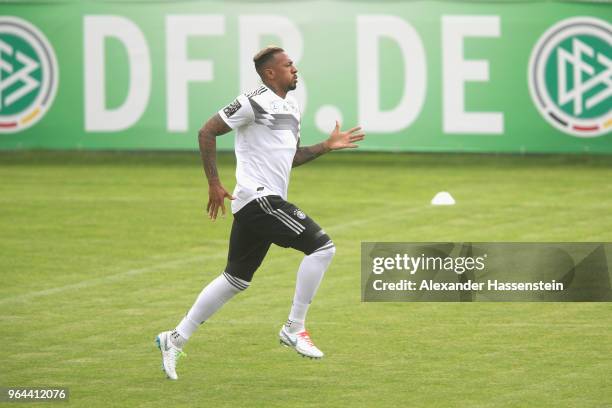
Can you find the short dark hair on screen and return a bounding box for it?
[253,46,284,76]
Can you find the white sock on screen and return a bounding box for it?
[174,272,249,343]
[286,242,335,334]
[170,330,187,349]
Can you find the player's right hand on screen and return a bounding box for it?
[206,181,235,221]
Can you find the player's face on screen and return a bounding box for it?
[272,52,298,91]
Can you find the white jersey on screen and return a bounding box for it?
[218,85,300,214]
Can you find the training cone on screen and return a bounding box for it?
[431,191,455,206]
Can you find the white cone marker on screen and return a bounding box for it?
[431,191,455,206]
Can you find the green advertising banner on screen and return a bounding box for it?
[0,0,610,152]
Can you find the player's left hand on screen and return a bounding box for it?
[325,121,365,150]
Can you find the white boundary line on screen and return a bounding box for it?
[0,205,426,305]
[0,254,227,306]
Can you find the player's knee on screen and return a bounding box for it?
[327,242,336,257]
[222,270,251,292]
[312,240,335,259]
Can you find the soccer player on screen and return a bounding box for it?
[156,46,365,380]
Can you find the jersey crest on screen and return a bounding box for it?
[248,98,299,140]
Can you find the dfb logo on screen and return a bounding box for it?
[0,17,58,133]
[528,17,611,137]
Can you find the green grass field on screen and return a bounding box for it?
[1,151,611,407]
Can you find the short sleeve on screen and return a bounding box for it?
[218,94,254,129]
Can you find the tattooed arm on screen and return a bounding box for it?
[292,140,331,167]
[198,113,234,220]
[293,121,366,167]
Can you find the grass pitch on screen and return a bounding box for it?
[1,151,611,407]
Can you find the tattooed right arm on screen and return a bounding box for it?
[198,113,233,220]
[198,113,232,185]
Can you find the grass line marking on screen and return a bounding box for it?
[1,205,427,305]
